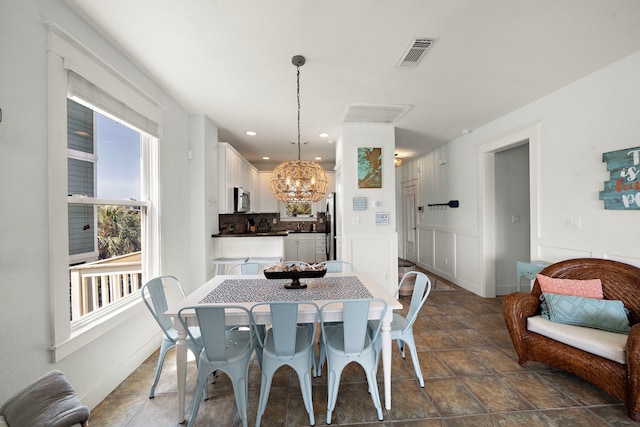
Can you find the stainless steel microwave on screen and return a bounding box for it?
[234,187,250,212]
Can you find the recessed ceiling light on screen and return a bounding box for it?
[262,156,270,160]
[327,140,334,144]
[315,156,322,160]
[246,130,257,136]
[319,132,329,138]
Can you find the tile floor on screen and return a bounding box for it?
[88,273,640,426]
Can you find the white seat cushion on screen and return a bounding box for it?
[527,315,627,364]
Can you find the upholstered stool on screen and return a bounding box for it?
[213,257,248,275]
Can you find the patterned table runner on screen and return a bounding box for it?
[199,276,371,304]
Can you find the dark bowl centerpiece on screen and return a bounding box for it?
[263,264,327,289]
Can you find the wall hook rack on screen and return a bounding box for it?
[427,200,460,208]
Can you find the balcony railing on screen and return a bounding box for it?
[69,252,142,320]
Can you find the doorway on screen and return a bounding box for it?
[479,123,540,297]
[495,144,530,295]
[402,180,418,263]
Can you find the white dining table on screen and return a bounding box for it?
[165,271,402,424]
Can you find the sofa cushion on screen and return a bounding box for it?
[527,315,627,364]
[0,370,90,427]
[541,293,630,334]
[536,274,603,299]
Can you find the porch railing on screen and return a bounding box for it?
[69,252,142,320]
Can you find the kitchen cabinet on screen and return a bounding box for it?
[259,171,279,212]
[284,233,318,263]
[218,142,258,213]
[315,234,327,262]
[284,233,326,263]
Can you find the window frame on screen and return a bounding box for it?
[47,24,161,361]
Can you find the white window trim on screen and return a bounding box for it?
[47,23,161,362]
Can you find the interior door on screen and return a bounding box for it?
[403,182,417,263]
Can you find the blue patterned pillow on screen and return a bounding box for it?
[541,293,630,334]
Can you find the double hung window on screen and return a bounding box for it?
[48,26,161,360]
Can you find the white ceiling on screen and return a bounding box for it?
[67,0,640,170]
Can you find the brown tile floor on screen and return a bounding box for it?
[89,273,640,426]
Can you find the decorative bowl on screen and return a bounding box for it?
[263,268,326,289]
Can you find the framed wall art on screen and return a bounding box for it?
[357,147,382,188]
[599,146,640,210]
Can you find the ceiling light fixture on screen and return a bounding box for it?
[394,153,404,167]
[319,132,329,138]
[246,130,257,136]
[271,55,328,203]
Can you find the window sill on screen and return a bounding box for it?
[50,296,144,362]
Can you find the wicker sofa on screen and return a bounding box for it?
[503,258,640,421]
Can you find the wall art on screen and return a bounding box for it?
[599,146,640,209]
[357,147,382,188]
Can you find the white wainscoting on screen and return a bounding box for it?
[416,226,483,296]
[343,232,398,294]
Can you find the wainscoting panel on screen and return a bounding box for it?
[417,227,434,268]
[434,230,453,276]
[454,233,481,292]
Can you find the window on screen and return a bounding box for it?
[67,97,150,320]
[47,26,162,360]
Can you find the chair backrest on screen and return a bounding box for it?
[228,262,262,275]
[319,260,356,273]
[283,261,311,268]
[398,271,432,329]
[178,305,253,362]
[251,301,319,357]
[320,298,387,355]
[141,276,186,341]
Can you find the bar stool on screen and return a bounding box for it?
[213,257,248,275]
[247,256,282,267]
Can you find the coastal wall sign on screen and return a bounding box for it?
[599,146,640,210]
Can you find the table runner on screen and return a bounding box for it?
[199,276,371,304]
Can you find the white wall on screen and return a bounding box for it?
[337,125,398,293]
[0,0,211,407]
[404,48,640,297]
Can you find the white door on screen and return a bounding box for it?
[403,182,417,263]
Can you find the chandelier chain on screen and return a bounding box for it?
[297,64,301,161]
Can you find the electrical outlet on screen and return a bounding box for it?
[565,216,582,229]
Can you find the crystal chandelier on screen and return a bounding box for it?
[271,55,328,203]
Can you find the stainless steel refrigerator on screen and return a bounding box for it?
[325,192,336,260]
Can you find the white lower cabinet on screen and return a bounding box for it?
[284,233,321,264]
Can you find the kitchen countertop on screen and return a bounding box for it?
[211,231,324,238]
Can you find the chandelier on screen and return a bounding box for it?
[271,55,328,203]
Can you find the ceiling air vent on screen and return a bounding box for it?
[397,37,436,68]
[342,104,412,124]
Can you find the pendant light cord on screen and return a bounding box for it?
[297,64,301,161]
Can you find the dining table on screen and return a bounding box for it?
[165,271,402,424]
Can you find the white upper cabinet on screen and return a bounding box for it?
[259,171,279,212]
[218,142,258,213]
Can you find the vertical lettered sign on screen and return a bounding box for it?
[599,146,640,210]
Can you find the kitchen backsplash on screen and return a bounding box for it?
[219,212,327,234]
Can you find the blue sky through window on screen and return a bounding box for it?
[96,114,141,200]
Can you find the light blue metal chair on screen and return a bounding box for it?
[141,276,206,399]
[318,260,356,273]
[282,260,311,268]
[251,301,319,427]
[178,305,255,427]
[370,271,432,387]
[319,298,388,424]
[228,262,263,275]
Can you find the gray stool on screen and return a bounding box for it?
[213,257,248,275]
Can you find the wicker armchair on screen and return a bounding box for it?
[503,258,640,421]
